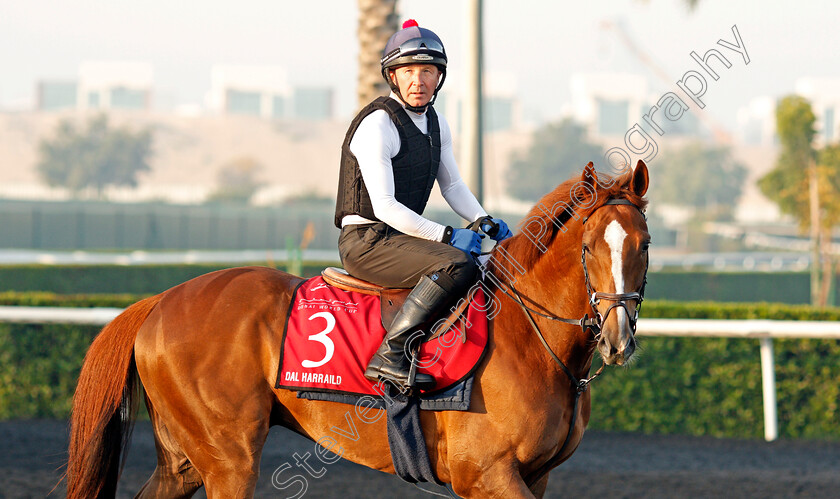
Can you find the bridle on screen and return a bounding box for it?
[581,199,649,337]
[491,198,648,363]
[485,197,649,488]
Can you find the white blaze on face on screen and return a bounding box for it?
[603,220,628,332]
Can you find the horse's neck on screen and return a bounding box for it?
[489,231,595,379]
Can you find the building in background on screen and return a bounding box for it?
[736,80,840,148]
[77,61,153,111]
[36,62,154,111]
[570,72,647,139]
[795,77,840,147]
[206,65,334,120]
[292,86,333,120]
[569,72,707,139]
[435,71,521,134]
[207,65,290,118]
[36,80,78,110]
[481,72,519,132]
[736,96,777,146]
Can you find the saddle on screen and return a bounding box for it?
[321,267,468,342]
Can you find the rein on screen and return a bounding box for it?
[487,198,648,488]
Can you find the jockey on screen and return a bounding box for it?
[334,19,512,390]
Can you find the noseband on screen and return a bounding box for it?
[489,197,648,488]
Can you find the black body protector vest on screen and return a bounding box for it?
[334,96,441,228]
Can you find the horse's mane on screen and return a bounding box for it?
[500,167,648,271]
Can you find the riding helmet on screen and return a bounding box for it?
[380,19,447,112]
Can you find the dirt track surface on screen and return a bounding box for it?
[1,420,838,498]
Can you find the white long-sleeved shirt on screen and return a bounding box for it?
[341,94,487,242]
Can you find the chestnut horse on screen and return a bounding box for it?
[66,161,649,498]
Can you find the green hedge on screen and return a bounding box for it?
[585,300,840,439]
[642,300,840,320]
[0,291,148,308]
[644,271,827,304]
[588,336,840,439]
[0,292,151,419]
[0,323,99,419]
[1,266,837,305]
[1,297,838,440]
[0,263,329,294]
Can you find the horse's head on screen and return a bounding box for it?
[580,160,650,366]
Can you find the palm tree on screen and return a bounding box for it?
[357,0,398,110]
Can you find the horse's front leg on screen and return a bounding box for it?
[450,460,538,499]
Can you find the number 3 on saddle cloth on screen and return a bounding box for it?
[274,269,489,398]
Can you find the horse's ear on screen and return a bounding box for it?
[581,161,596,187]
[631,160,649,196]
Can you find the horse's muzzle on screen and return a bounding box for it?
[597,334,636,366]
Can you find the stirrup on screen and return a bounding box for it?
[364,359,435,391]
[377,372,436,393]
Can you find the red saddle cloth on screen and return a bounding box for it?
[275,276,489,396]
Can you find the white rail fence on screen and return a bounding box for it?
[636,319,840,441]
[0,306,124,325]
[2,307,839,442]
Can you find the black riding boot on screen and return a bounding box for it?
[364,275,449,390]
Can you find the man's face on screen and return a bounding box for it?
[390,64,441,108]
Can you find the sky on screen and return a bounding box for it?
[2,0,839,132]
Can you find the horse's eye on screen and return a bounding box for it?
[641,241,651,252]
